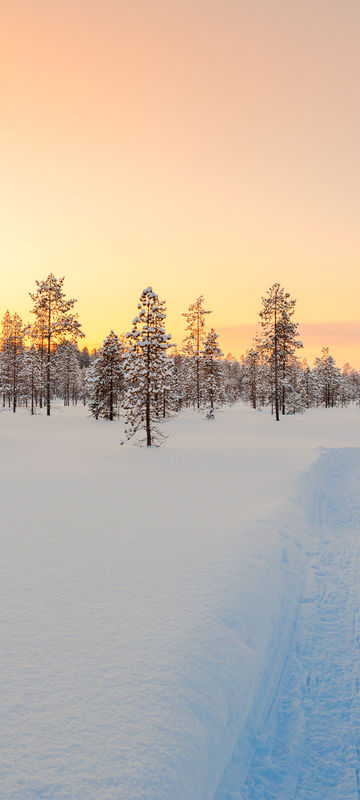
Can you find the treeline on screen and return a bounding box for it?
[0,275,359,444]
[242,283,360,417]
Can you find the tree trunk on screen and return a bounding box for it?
[146,307,151,446]
[46,313,51,415]
[46,348,51,416]
[31,377,34,415]
[109,366,113,421]
[146,386,151,445]
[274,296,279,422]
[13,350,17,413]
[196,312,200,409]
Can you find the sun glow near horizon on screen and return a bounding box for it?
[1,0,360,366]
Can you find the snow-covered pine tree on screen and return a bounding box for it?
[54,342,81,405]
[201,328,225,418]
[258,283,302,420]
[88,357,101,420]
[278,302,303,415]
[350,369,360,405]
[88,331,124,420]
[312,347,341,408]
[348,365,360,404]
[283,357,307,414]
[0,311,26,412]
[182,296,212,409]
[241,338,271,411]
[222,353,241,405]
[149,296,173,419]
[340,363,359,406]
[241,343,261,409]
[169,349,186,412]
[78,347,91,368]
[29,311,47,408]
[160,351,177,419]
[21,345,42,414]
[124,287,172,445]
[0,311,12,407]
[77,346,92,406]
[79,365,90,406]
[29,274,84,415]
[300,359,314,409]
[180,349,198,408]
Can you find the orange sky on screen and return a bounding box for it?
[1,0,360,367]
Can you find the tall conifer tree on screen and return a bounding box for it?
[0,311,26,412]
[201,328,224,418]
[259,283,302,421]
[182,296,212,409]
[89,331,124,420]
[29,274,84,415]
[124,287,172,445]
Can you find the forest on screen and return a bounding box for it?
[1,274,359,444]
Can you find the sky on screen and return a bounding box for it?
[1,0,360,366]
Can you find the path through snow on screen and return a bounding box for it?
[216,448,360,799]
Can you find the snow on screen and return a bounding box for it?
[216,447,360,799]
[232,448,360,799]
[1,403,360,799]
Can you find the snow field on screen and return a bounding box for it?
[1,404,360,799]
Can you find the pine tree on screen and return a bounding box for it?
[88,331,124,420]
[29,311,47,408]
[169,350,186,412]
[222,353,241,405]
[201,328,224,418]
[242,343,261,410]
[0,311,26,412]
[54,342,81,406]
[182,296,212,409]
[340,363,359,406]
[241,339,272,410]
[78,347,91,368]
[29,273,84,415]
[278,304,303,415]
[0,311,12,407]
[259,283,302,420]
[313,347,341,408]
[159,353,177,419]
[21,345,42,414]
[88,358,102,420]
[80,365,90,406]
[124,287,172,445]
[284,357,307,414]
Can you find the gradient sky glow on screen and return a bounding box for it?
[1,0,360,365]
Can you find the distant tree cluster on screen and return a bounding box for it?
[88,291,237,445]
[0,275,85,416]
[1,275,359,445]
[241,283,360,414]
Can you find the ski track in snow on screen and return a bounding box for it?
[216,448,360,800]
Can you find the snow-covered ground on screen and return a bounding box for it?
[1,403,360,799]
